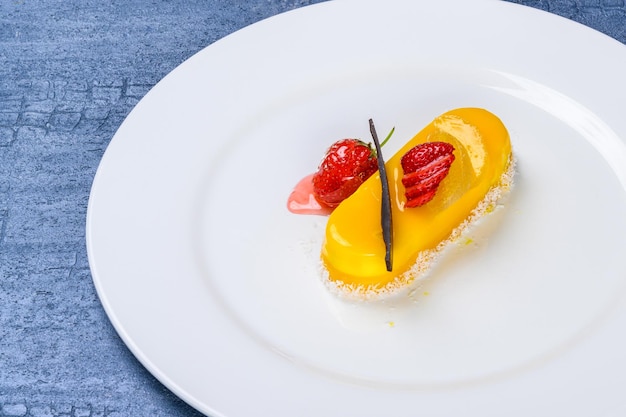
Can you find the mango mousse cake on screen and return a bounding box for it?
[287,107,515,299]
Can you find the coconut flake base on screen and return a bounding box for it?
[319,155,516,302]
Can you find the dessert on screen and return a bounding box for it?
[289,107,514,297]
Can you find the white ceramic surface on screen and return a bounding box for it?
[87,1,626,416]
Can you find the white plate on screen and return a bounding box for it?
[86,0,626,416]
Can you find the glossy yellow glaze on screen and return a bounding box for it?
[322,108,512,289]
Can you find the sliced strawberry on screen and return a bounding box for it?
[405,189,438,208]
[312,138,378,208]
[400,141,455,208]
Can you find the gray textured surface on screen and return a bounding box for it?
[0,0,625,416]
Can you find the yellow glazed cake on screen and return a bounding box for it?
[321,107,514,296]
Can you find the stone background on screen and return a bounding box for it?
[1,1,625,416]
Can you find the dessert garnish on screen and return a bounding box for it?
[287,128,393,216]
[400,141,455,207]
[309,128,394,209]
[368,119,393,272]
[311,138,377,208]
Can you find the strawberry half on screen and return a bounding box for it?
[312,138,378,208]
[400,141,455,208]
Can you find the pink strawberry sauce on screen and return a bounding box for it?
[287,174,333,216]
